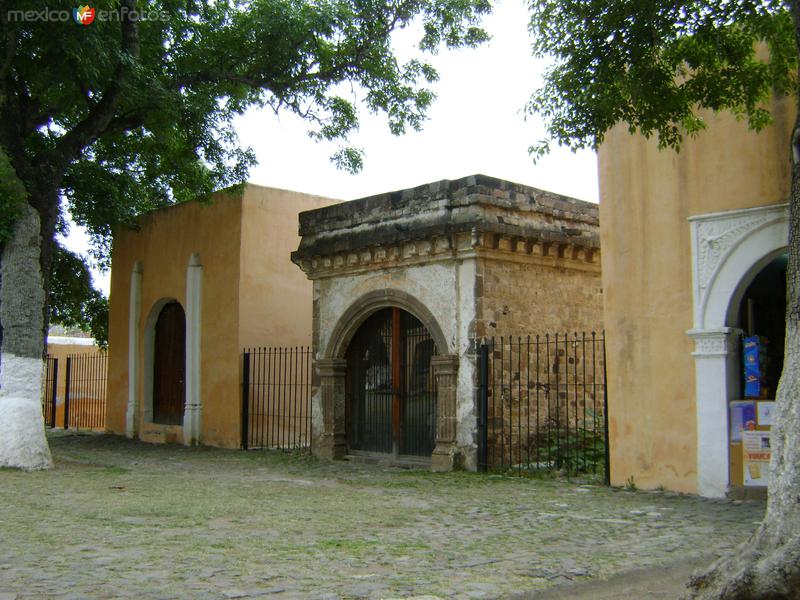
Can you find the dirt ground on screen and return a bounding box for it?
[0,431,763,599]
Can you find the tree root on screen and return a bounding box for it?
[683,528,800,600]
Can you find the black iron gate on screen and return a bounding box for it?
[63,353,108,430]
[43,356,58,428]
[347,308,437,458]
[41,353,107,430]
[477,332,609,482]
[241,346,312,450]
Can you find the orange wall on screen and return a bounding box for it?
[45,339,105,429]
[598,96,793,493]
[107,191,244,447]
[238,186,339,349]
[107,185,339,449]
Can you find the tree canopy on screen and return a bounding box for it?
[527,0,795,157]
[1,0,490,262]
[0,0,491,471]
[0,0,491,350]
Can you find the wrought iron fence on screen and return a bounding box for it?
[477,332,609,482]
[43,356,58,428]
[241,346,313,450]
[64,353,108,430]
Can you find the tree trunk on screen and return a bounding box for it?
[684,6,800,596]
[0,202,52,469]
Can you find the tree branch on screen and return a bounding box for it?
[51,0,140,170]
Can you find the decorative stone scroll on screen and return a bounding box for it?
[690,203,787,328]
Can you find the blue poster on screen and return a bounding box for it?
[743,336,762,398]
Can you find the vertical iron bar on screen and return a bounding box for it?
[269,347,277,447]
[50,358,58,428]
[499,336,505,469]
[478,341,489,472]
[602,332,611,486]
[591,332,598,474]
[291,347,300,448]
[515,336,522,474]
[526,336,531,470]
[535,335,540,469]
[306,347,312,447]
[256,346,267,448]
[572,333,579,475]
[64,356,72,430]
[555,333,561,470]
[490,337,496,468]
[582,332,587,472]
[242,351,251,449]
[545,334,551,469]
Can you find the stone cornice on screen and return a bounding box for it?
[293,229,601,280]
[293,175,600,273]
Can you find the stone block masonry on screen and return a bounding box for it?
[293,174,603,470]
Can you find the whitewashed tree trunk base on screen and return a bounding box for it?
[0,354,52,470]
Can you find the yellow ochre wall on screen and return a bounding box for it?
[598,96,793,493]
[238,186,339,349]
[107,185,339,449]
[107,191,243,447]
[45,338,105,429]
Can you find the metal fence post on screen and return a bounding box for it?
[241,351,251,450]
[50,358,58,428]
[478,341,489,472]
[602,333,611,486]
[63,356,72,430]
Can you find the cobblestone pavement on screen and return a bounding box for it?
[0,431,764,599]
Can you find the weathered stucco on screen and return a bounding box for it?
[107,185,338,449]
[294,174,603,469]
[238,187,339,348]
[598,97,793,494]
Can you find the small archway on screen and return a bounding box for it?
[688,203,788,497]
[153,301,186,425]
[346,307,438,458]
[315,290,459,470]
[144,299,187,427]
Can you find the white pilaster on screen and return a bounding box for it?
[126,262,142,438]
[183,254,202,445]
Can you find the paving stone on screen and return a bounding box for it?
[0,431,766,600]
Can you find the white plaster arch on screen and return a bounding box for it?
[687,203,788,497]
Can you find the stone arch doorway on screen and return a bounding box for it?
[316,290,459,470]
[152,301,186,425]
[688,203,788,496]
[345,307,438,459]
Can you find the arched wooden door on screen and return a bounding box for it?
[346,307,437,457]
[153,301,186,425]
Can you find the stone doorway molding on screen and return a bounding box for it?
[687,203,788,497]
[316,289,459,469]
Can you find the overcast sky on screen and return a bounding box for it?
[63,0,599,296]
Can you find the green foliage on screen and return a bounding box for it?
[1,0,491,280]
[526,0,795,154]
[498,413,607,479]
[49,244,109,348]
[0,147,27,244]
[528,415,606,476]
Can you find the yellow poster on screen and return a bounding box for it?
[742,430,771,487]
